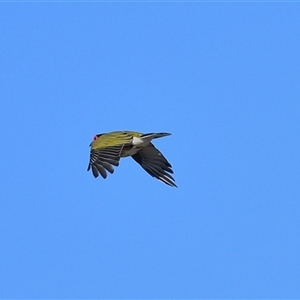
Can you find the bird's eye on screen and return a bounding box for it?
[93,135,98,140]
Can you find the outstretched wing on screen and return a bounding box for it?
[87,145,124,178]
[88,131,135,179]
[131,143,177,187]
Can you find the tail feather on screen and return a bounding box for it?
[142,132,171,139]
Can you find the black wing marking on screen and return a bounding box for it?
[132,143,177,187]
[87,145,123,179]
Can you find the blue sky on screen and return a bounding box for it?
[1,2,300,299]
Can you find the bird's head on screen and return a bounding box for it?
[89,134,103,146]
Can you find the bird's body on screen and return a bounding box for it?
[87,131,176,187]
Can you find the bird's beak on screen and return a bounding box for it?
[89,142,92,147]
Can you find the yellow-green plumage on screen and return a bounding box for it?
[87,131,176,187]
[91,131,140,149]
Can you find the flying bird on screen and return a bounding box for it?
[87,131,177,187]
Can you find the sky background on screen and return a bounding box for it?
[1,2,300,299]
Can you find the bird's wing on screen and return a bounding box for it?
[88,132,135,179]
[87,145,124,179]
[131,143,177,187]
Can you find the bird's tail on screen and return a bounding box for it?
[142,132,171,139]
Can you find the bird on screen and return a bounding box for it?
[87,131,177,187]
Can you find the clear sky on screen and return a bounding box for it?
[1,2,300,299]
